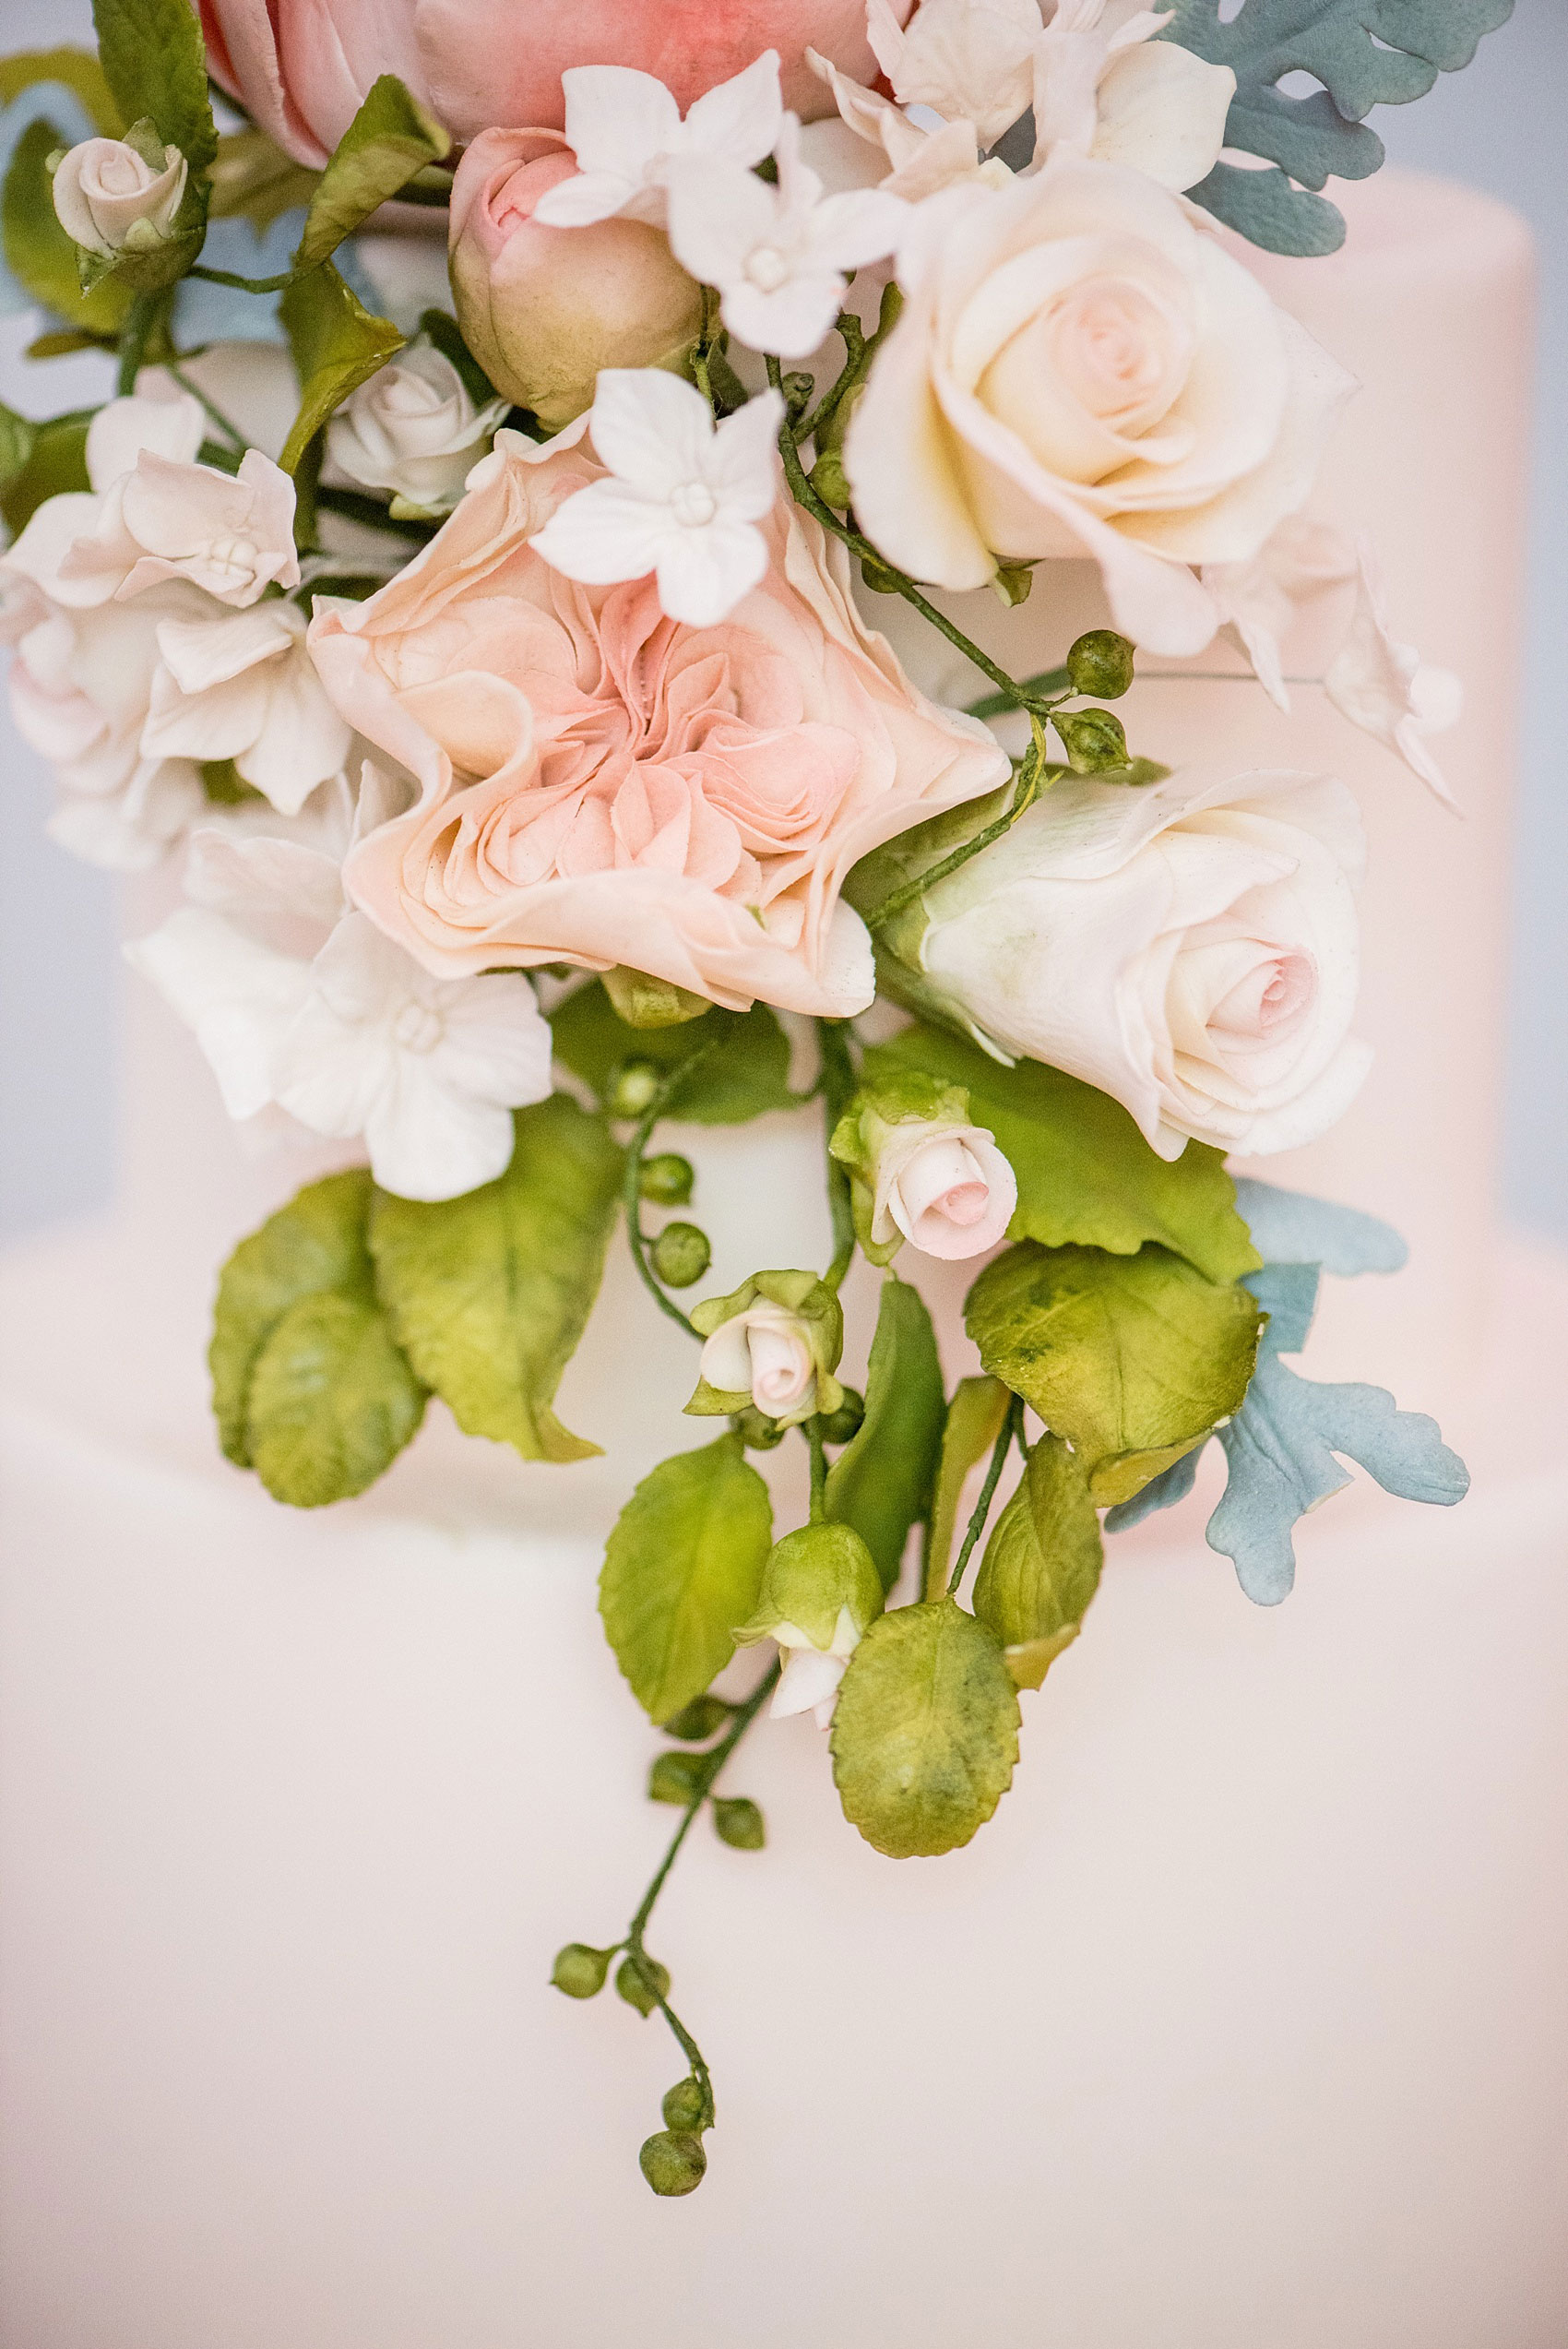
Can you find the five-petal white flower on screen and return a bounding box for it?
[532,52,783,230]
[529,371,785,627]
[667,113,908,358]
[141,602,353,817]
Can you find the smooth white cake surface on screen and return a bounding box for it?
[3,169,1566,2347]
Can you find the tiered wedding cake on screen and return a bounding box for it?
[3,170,1565,2348]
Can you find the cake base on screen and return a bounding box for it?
[3,1209,1566,2349]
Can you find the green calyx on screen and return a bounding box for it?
[829,1071,976,1266]
[733,1522,884,1654]
[684,1270,845,1428]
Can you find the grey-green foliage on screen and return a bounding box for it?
[1164,0,1515,255]
[600,1435,774,1723]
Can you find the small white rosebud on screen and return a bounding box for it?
[734,1523,885,1729]
[830,1073,1016,1264]
[52,134,187,260]
[327,347,510,519]
[687,1270,845,1431]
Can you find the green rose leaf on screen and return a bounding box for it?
[972,1434,1103,1689]
[600,1434,774,1723]
[245,1290,427,1508]
[924,1374,1011,1596]
[279,259,406,475]
[0,48,123,134]
[92,0,217,172]
[966,1241,1263,1506]
[865,1024,1258,1287]
[825,1273,945,1590]
[368,1095,624,1464]
[550,979,794,1126]
[208,128,322,233]
[830,1599,1021,1858]
[0,410,95,537]
[293,75,451,274]
[3,118,134,338]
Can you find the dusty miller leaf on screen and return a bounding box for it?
[830,1599,1020,1858]
[1231,1177,1407,1277]
[825,1274,946,1591]
[294,76,450,273]
[599,1434,774,1723]
[966,1241,1261,1506]
[972,1435,1102,1689]
[369,1095,623,1464]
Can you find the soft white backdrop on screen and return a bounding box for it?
[1,0,1563,1242]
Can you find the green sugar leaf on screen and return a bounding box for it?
[208,128,322,233]
[3,118,134,340]
[0,48,122,135]
[279,260,405,476]
[293,76,451,273]
[865,1024,1259,1287]
[245,1290,427,1508]
[550,979,794,1126]
[972,1435,1102,1690]
[925,1374,1012,1596]
[966,1241,1262,1506]
[830,1599,1020,1859]
[1164,0,1514,255]
[825,1273,945,1591]
[600,1435,774,1723]
[211,1168,387,1468]
[92,0,217,172]
[368,1095,623,1464]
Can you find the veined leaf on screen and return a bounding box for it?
[600,1435,774,1723]
[825,1274,945,1591]
[368,1095,623,1464]
[279,260,405,475]
[246,1290,426,1508]
[550,979,795,1125]
[966,1241,1262,1505]
[972,1435,1102,1689]
[293,76,451,273]
[3,118,134,338]
[925,1374,1011,1598]
[830,1599,1020,1858]
[208,128,321,233]
[92,0,217,172]
[865,1024,1259,1287]
[0,48,122,135]
[0,410,92,535]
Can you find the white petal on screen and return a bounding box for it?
[653,519,770,626]
[362,1058,519,1201]
[86,391,205,493]
[529,480,677,586]
[664,156,780,292]
[770,1646,848,1720]
[720,271,849,361]
[426,977,553,1107]
[683,51,784,166]
[1090,42,1235,194]
[705,390,785,519]
[126,907,309,1118]
[589,368,716,496]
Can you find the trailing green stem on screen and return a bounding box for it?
[815,1017,858,1291]
[620,1048,719,1341]
[945,1395,1022,1598]
[806,1417,827,1522]
[864,717,1051,935]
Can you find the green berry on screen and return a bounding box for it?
[817,1388,865,1446]
[640,1152,695,1207]
[1065,628,1135,700]
[651,1221,710,1288]
[809,448,850,510]
[615,1954,670,2017]
[712,1796,766,1852]
[662,1695,731,1742]
[661,2077,712,2133]
[1052,706,1130,775]
[550,1942,612,1999]
[649,1749,710,1806]
[734,1405,785,1451]
[639,2129,707,2196]
[608,1057,662,1118]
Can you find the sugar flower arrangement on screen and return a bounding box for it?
[0,0,1508,2197]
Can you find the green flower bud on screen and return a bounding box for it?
[818,1388,865,1446]
[651,1221,711,1288]
[551,1942,614,1999]
[649,1749,710,1806]
[640,1152,695,1207]
[992,561,1034,608]
[609,1056,662,1117]
[1052,706,1130,774]
[640,2129,707,2196]
[1066,628,1135,700]
[809,447,850,510]
[602,965,711,1028]
[735,1521,885,1655]
[712,1795,766,1851]
[733,1404,786,1450]
[662,1694,731,1741]
[615,1953,670,2016]
[860,554,901,595]
[661,2077,713,2133]
[780,370,814,423]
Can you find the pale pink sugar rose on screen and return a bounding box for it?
[198,0,905,166]
[448,131,704,431]
[873,1121,1016,1258]
[846,155,1357,658]
[307,429,1008,1017]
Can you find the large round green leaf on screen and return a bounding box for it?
[831,1600,1020,1859]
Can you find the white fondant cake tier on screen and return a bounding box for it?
[2,167,1563,2345]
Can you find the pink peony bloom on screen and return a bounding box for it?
[198,0,911,168]
[307,427,1007,1017]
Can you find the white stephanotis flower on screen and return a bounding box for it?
[866,0,1043,147]
[666,113,907,357]
[128,779,553,1199]
[141,603,353,817]
[529,372,784,626]
[531,52,783,231]
[327,346,511,517]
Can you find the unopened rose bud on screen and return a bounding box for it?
[53,129,188,260]
[640,1152,695,1207]
[327,345,509,518]
[661,2077,712,2133]
[688,1271,844,1431]
[609,1057,661,1118]
[735,1522,884,1727]
[551,1941,614,1998]
[711,1795,766,1850]
[640,2129,707,2196]
[1066,629,1135,700]
[449,129,703,430]
[1053,706,1130,774]
[615,1953,670,2017]
[830,1074,1016,1265]
[651,1221,710,1288]
[817,1388,865,1447]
